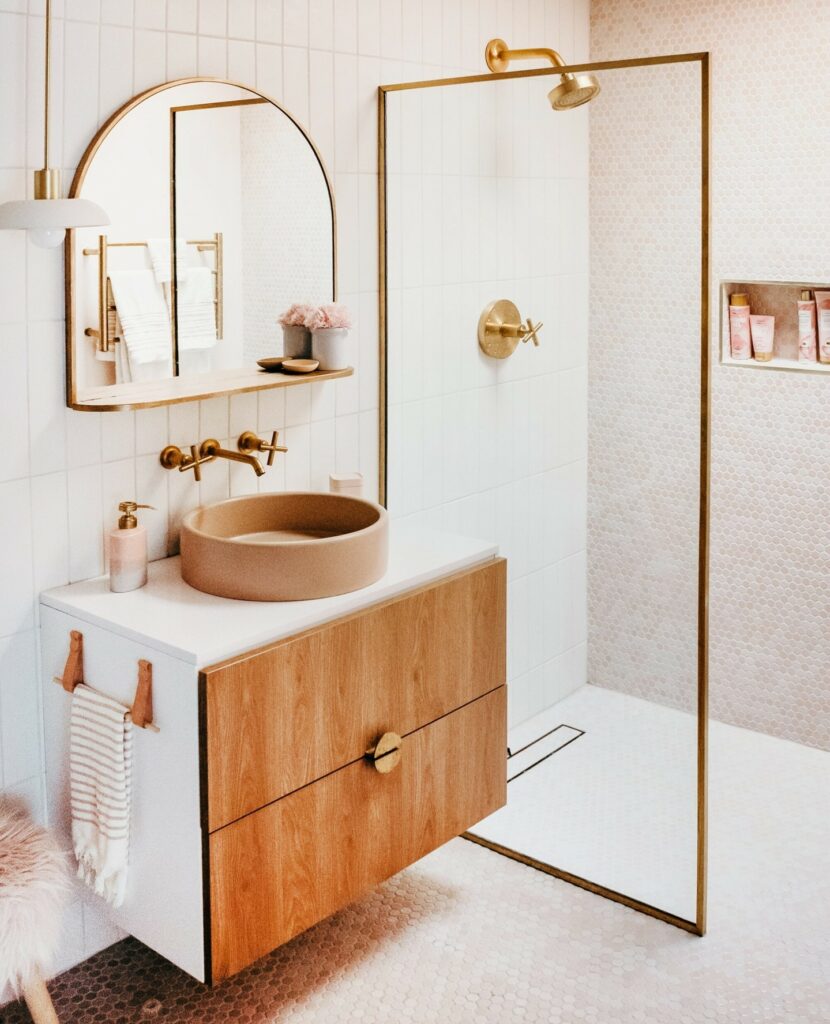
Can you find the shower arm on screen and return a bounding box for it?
[485,39,567,73]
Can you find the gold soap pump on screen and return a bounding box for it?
[109,502,155,594]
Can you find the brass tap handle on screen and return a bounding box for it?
[365,732,402,774]
[159,444,214,483]
[521,318,543,346]
[237,430,288,467]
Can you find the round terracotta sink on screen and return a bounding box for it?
[180,492,389,601]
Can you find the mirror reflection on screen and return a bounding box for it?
[70,81,334,405]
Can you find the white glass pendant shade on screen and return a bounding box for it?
[0,197,109,248]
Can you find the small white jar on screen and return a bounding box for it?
[312,328,350,371]
[282,324,311,359]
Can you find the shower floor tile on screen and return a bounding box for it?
[472,684,699,918]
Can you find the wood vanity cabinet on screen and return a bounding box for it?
[40,549,506,985]
[202,559,507,981]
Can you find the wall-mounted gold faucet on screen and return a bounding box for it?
[160,429,288,481]
[199,439,266,477]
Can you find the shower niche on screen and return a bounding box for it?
[720,279,830,373]
[380,52,709,933]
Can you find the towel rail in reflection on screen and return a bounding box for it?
[81,233,224,353]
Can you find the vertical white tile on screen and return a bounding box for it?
[28,321,67,476]
[0,172,27,325]
[308,0,332,50]
[380,0,401,59]
[135,407,169,455]
[285,384,311,425]
[229,391,258,436]
[199,396,229,440]
[135,453,169,561]
[255,0,282,43]
[283,0,307,46]
[0,13,26,167]
[228,38,256,80]
[65,409,103,469]
[0,478,34,636]
[228,0,255,38]
[282,45,309,122]
[168,0,198,34]
[255,42,283,96]
[101,410,135,463]
[309,417,336,489]
[135,0,165,30]
[99,24,133,117]
[283,423,310,488]
[62,20,100,169]
[30,471,70,593]
[309,49,334,167]
[199,0,226,36]
[357,0,379,55]
[0,324,29,482]
[333,53,358,172]
[67,464,103,582]
[333,0,357,53]
[134,29,167,91]
[198,32,227,74]
[167,30,198,77]
[257,387,286,432]
[334,411,360,472]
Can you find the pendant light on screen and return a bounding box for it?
[0,0,108,247]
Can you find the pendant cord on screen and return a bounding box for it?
[43,0,51,169]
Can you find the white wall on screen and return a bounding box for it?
[0,0,591,981]
[385,70,591,730]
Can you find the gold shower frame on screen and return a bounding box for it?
[377,52,711,936]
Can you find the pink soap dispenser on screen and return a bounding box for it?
[108,501,154,593]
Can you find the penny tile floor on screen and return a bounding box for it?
[4,714,828,1023]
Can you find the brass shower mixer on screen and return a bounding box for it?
[478,299,543,359]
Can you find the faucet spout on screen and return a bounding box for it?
[199,438,265,477]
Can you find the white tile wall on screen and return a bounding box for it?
[384,19,592,730]
[0,0,589,982]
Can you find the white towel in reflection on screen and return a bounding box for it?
[108,270,174,369]
[177,266,218,352]
[146,238,187,285]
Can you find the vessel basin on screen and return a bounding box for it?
[180,492,389,601]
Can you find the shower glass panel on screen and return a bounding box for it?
[380,54,708,931]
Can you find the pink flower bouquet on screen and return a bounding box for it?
[304,303,353,331]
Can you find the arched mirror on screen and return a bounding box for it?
[66,79,336,410]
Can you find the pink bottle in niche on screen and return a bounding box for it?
[108,501,154,593]
[728,292,752,360]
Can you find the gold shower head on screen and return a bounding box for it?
[548,72,601,110]
[484,38,601,111]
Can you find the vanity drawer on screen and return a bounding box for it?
[207,685,506,981]
[202,558,506,831]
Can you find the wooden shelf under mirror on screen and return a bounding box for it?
[70,366,353,412]
[720,279,830,375]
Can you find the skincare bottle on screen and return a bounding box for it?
[814,291,830,364]
[108,501,153,593]
[749,314,775,362]
[728,293,751,360]
[798,290,817,362]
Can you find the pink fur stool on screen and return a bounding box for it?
[0,796,68,1024]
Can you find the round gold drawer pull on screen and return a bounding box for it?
[365,732,402,774]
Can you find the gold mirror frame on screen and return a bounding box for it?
[377,52,710,936]
[65,77,338,412]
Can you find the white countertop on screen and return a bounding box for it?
[41,523,498,667]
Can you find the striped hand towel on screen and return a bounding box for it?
[69,684,133,908]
